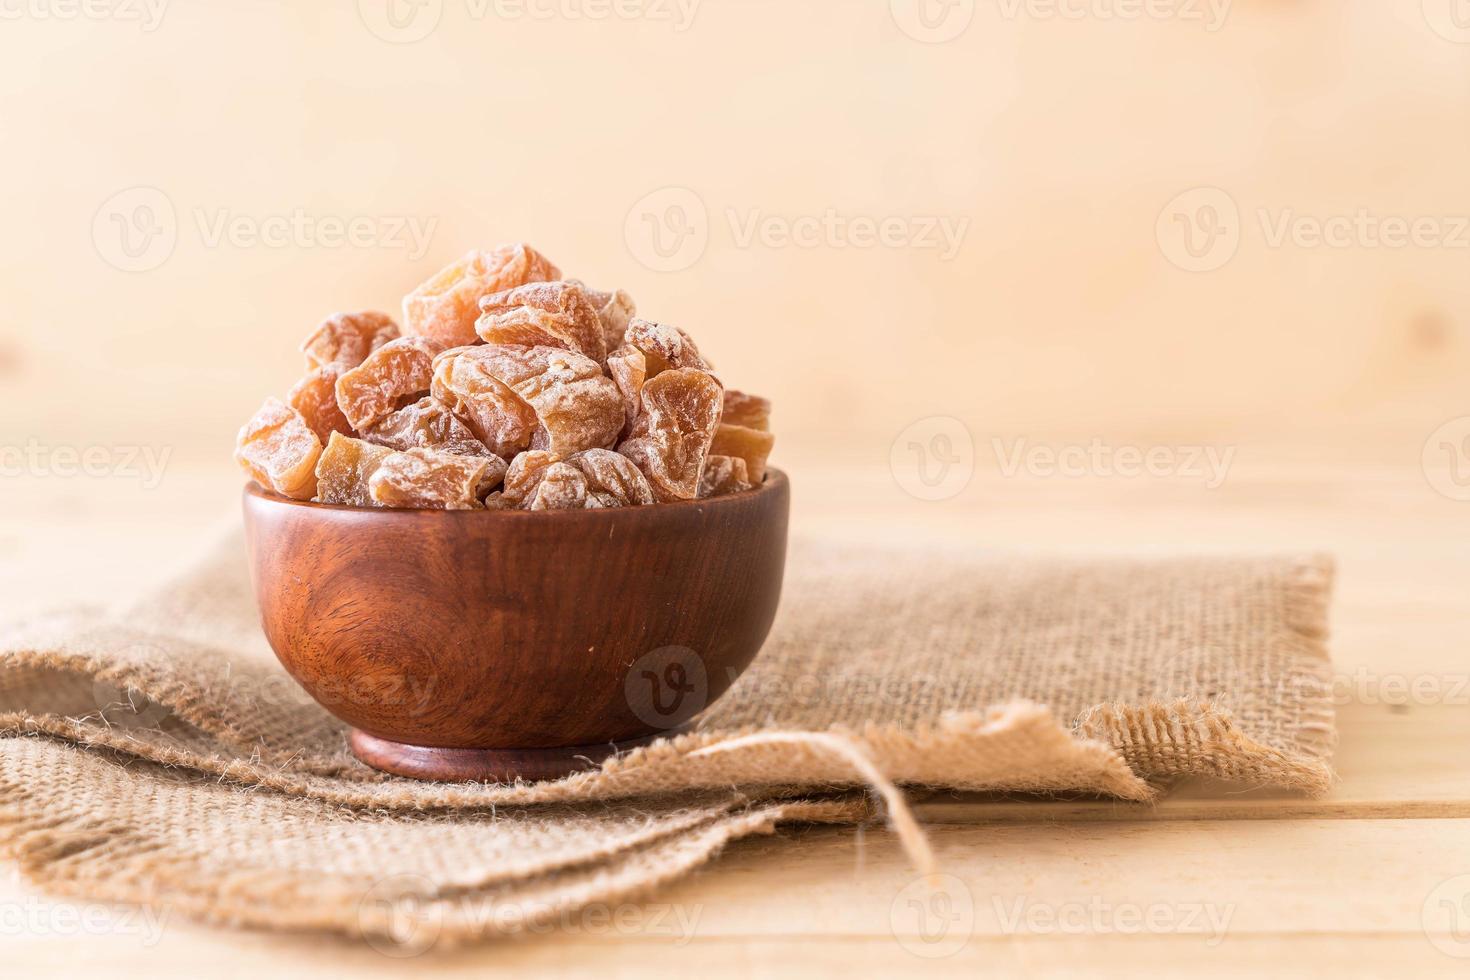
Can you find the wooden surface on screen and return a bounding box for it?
[3,455,1468,977]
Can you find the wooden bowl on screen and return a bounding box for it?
[241,470,788,782]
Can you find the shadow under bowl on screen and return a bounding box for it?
[241,469,789,782]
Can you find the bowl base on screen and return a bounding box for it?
[349,728,685,783]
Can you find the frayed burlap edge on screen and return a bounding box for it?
[0,744,867,946]
[0,701,1158,807]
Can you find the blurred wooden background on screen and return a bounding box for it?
[1,1,1467,473]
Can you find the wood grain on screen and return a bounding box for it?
[241,470,788,768]
[3,459,1466,976]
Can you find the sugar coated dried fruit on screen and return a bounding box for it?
[617,368,723,502]
[368,448,507,510]
[301,311,400,370]
[476,281,607,365]
[235,397,322,500]
[448,344,602,401]
[288,364,354,444]
[568,449,655,508]
[335,336,441,431]
[499,449,654,510]
[721,390,771,432]
[710,423,774,483]
[624,318,710,376]
[315,432,394,507]
[699,455,751,499]
[403,244,561,348]
[526,375,625,458]
[498,450,558,509]
[237,243,771,511]
[444,344,622,458]
[362,396,495,458]
[429,352,538,458]
[606,345,647,434]
[570,280,637,349]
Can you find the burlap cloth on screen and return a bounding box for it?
[0,531,1335,947]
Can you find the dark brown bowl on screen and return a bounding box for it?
[241,470,788,782]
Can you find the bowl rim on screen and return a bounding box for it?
[243,466,787,517]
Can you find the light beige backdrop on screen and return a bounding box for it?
[1,0,1466,470]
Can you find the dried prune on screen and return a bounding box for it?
[288,364,354,444]
[301,311,399,370]
[315,432,394,507]
[368,448,507,510]
[568,448,655,508]
[429,352,538,459]
[500,449,654,510]
[362,396,495,458]
[606,345,646,434]
[235,397,322,500]
[721,390,771,431]
[570,280,636,349]
[710,423,774,482]
[526,462,589,511]
[475,281,607,365]
[699,455,751,498]
[498,450,557,508]
[526,375,625,458]
[444,344,622,458]
[617,368,723,501]
[403,244,560,348]
[624,318,709,376]
[335,337,441,431]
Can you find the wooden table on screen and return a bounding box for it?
[4,454,1467,977]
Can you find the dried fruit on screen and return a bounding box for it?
[721,390,771,432]
[526,462,589,511]
[235,397,322,500]
[429,352,538,459]
[443,344,622,458]
[571,280,636,349]
[624,318,709,376]
[403,244,561,348]
[335,337,441,431]
[476,281,607,365]
[499,450,558,508]
[568,449,655,508]
[448,344,602,401]
[617,368,723,501]
[499,449,654,510]
[710,423,774,483]
[237,245,773,511]
[362,396,495,458]
[526,375,625,458]
[606,345,647,434]
[699,455,751,498]
[315,432,394,507]
[301,312,399,370]
[288,364,354,444]
[368,448,507,510]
